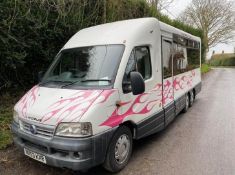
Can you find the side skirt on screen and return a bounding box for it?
[175,94,186,115]
[164,102,175,127]
[135,110,164,139]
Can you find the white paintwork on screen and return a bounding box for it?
[14,18,201,136]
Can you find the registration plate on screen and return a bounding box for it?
[24,148,46,164]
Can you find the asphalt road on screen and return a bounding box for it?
[1,68,235,175]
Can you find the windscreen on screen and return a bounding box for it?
[41,45,124,88]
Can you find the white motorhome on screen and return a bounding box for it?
[12,18,201,172]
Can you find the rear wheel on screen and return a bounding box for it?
[103,126,133,173]
[182,94,189,113]
[189,91,194,107]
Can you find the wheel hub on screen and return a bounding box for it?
[115,134,130,164]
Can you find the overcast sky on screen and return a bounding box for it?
[162,0,235,58]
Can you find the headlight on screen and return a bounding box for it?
[55,122,92,137]
[13,110,19,123]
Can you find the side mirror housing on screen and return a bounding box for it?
[130,72,145,95]
[38,71,44,82]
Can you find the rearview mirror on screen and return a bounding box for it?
[130,72,145,95]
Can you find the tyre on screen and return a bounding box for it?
[189,91,194,107]
[182,93,189,113]
[103,126,133,173]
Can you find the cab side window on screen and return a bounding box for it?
[123,46,152,93]
[124,50,136,80]
[135,47,151,80]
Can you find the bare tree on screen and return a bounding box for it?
[146,0,174,12]
[178,0,235,51]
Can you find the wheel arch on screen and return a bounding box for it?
[120,121,137,139]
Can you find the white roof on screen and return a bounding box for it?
[63,17,200,49]
[63,18,159,49]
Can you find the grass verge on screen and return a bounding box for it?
[201,64,211,74]
[0,92,23,149]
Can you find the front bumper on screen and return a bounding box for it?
[11,122,116,170]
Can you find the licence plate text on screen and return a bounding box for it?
[24,148,46,164]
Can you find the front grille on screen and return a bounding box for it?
[20,120,54,139]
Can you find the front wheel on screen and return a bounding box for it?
[103,126,133,173]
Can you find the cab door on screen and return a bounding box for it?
[162,37,175,126]
[119,46,164,139]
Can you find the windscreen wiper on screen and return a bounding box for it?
[61,79,111,88]
[39,80,71,86]
[81,79,111,82]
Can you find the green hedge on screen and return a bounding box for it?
[0,0,204,91]
[209,56,235,66]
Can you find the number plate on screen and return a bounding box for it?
[24,148,46,164]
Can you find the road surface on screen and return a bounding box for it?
[1,68,235,175]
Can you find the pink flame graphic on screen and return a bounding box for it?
[16,70,196,126]
[100,84,162,127]
[173,71,195,91]
[101,71,196,128]
[41,90,103,124]
[17,86,39,118]
[162,79,173,105]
